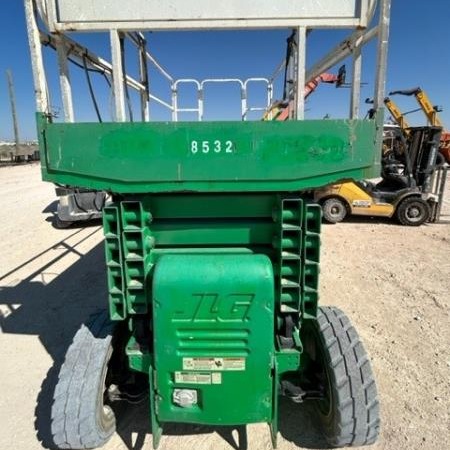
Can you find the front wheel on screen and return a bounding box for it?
[55,216,74,229]
[322,198,348,224]
[51,311,117,449]
[395,197,430,226]
[307,307,380,447]
[435,152,445,166]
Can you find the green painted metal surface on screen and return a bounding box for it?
[102,194,321,442]
[37,114,383,193]
[102,194,320,321]
[84,102,382,442]
[152,253,275,425]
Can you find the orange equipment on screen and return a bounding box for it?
[263,66,346,121]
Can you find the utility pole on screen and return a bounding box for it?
[6,69,20,161]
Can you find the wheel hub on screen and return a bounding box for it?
[406,205,422,221]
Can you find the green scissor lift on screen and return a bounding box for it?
[26,0,391,448]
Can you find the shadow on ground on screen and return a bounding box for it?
[0,228,106,449]
[109,395,328,450]
[0,227,328,450]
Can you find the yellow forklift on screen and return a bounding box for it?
[314,126,445,225]
[315,86,450,226]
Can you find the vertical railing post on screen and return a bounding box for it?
[374,0,391,111]
[24,0,49,114]
[350,34,363,119]
[110,30,126,122]
[267,82,273,109]
[56,36,75,122]
[198,86,204,122]
[241,85,247,121]
[295,27,307,120]
[171,83,178,121]
[138,36,150,122]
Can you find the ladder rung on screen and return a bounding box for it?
[281,278,300,288]
[282,224,301,231]
[280,304,299,313]
[281,251,301,260]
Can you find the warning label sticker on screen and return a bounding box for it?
[174,372,212,384]
[182,357,246,371]
[211,373,222,384]
[222,358,246,371]
[352,199,371,208]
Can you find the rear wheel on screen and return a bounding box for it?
[51,311,117,449]
[306,307,380,447]
[55,216,74,229]
[435,152,445,166]
[396,197,430,226]
[322,198,348,223]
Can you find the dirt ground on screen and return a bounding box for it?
[0,163,449,450]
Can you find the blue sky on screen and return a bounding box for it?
[1,1,449,140]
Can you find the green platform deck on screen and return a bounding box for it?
[37,114,383,194]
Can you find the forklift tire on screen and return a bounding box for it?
[436,153,445,166]
[395,197,430,226]
[51,311,116,449]
[311,307,380,447]
[322,198,347,223]
[55,216,74,229]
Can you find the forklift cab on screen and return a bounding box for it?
[379,126,442,190]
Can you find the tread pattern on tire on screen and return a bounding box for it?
[316,306,380,447]
[322,198,347,224]
[396,197,430,226]
[51,311,116,449]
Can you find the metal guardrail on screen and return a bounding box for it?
[172,78,273,122]
[26,0,391,125]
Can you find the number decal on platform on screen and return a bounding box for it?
[190,140,235,154]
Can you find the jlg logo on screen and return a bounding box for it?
[173,294,254,322]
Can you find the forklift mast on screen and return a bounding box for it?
[389,87,443,127]
[383,97,412,134]
[383,87,449,165]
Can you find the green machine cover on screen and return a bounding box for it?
[152,253,275,425]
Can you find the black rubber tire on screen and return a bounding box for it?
[312,307,380,447]
[435,152,445,166]
[322,198,347,224]
[55,216,74,229]
[51,311,116,449]
[395,197,430,226]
